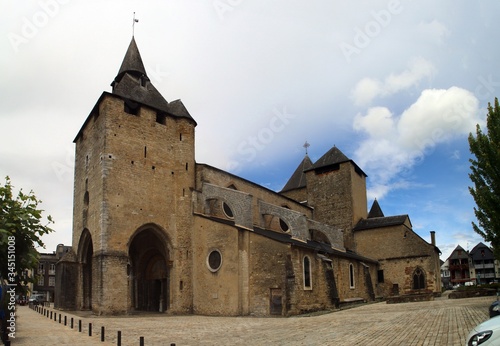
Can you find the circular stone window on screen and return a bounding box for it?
[279,218,290,232]
[222,202,234,219]
[207,250,222,272]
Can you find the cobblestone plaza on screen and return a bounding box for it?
[11,293,493,345]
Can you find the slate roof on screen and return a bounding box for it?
[305,146,367,177]
[470,242,495,261]
[194,213,378,263]
[367,199,384,218]
[110,37,195,123]
[447,245,469,260]
[115,37,147,81]
[281,146,368,194]
[308,146,349,170]
[280,155,313,192]
[353,215,409,231]
[253,225,376,263]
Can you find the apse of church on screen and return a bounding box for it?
[55,37,441,316]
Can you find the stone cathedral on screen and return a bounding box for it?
[55,37,441,316]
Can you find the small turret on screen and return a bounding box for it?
[367,199,384,218]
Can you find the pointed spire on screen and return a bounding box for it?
[114,37,147,84]
[110,37,196,124]
[308,146,349,171]
[307,145,367,177]
[281,155,313,192]
[367,199,384,218]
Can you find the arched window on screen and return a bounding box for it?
[83,191,89,227]
[349,263,355,288]
[303,256,312,290]
[412,267,426,289]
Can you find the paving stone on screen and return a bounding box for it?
[9,293,494,345]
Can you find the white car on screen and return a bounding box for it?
[466,315,500,346]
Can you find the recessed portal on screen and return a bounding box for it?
[79,229,93,310]
[129,227,170,312]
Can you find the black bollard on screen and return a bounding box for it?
[59,314,61,323]
[64,315,67,326]
[79,319,82,332]
[71,317,74,329]
[117,331,121,346]
[50,311,52,319]
[101,326,105,342]
[89,322,92,337]
[140,336,144,346]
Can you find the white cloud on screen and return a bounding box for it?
[351,78,383,107]
[398,87,480,152]
[352,57,436,106]
[353,106,395,139]
[385,58,436,93]
[2,0,499,255]
[353,86,482,199]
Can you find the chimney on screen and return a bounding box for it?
[430,231,436,246]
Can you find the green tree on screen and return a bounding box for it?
[0,176,54,289]
[469,98,500,259]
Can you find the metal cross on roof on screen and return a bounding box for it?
[303,141,310,155]
[132,12,139,36]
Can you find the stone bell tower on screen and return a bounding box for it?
[281,146,368,251]
[62,37,197,314]
[304,146,368,251]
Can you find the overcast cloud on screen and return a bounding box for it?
[1,0,499,259]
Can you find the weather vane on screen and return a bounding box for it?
[303,141,310,155]
[132,12,139,36]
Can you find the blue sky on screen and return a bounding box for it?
[1,1,498,260]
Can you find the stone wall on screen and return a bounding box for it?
[355,223,441,297]
[333,257,377,302]
[305,163,367,251]
[192,216,242,315]
[280,186,308,204]
[286,247,335,314]
[72,93,197,314]
[195,164,313,221]
[54,251,78,310]
[247,231,290,316]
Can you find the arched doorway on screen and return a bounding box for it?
[78,229,93,310]
[129,226,170,312]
